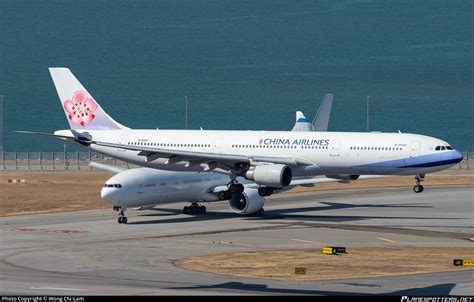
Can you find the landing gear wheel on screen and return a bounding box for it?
[184,204,207,215]
[218,191,231,200]
[258,187,273,197]
[183,206,190,215]
[413,174,425,193]
[413,185,424,193]
[257,208,264,217]
[117,207,127,224]
[229,184,244,194]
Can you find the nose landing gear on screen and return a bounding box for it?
[116,207,128,224]
[413,174,425,193]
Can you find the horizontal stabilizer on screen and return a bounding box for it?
[14,130,74,140]
[88,162,126,174]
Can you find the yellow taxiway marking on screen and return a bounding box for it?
[376,237,397,243]
[291,239,323,245]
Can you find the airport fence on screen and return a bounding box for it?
[0,151,139,171]
[0,151,472,171]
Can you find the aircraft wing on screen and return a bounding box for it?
[93,140,314,169]
[209,175,389,193]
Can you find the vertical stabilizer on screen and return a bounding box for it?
[291,111,314,132]
[49,68,129,130]
[312,94,333,131]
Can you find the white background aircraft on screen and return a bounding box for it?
[93,162,383,224]
[19,68,463,207]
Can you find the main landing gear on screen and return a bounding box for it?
[413,174,425,193]
[250,208,265,217]
[183,201,206,215]
[115,206,128,224]
[228,183,244,194]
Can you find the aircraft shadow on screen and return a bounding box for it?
[165,281,457,295]
[127,202,449,225]
[165,281,368,295]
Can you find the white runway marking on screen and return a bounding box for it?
[376,237,397,243]
[291,238,323,245]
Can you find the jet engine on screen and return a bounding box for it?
[228,188,265,215]
[244,164,292,188]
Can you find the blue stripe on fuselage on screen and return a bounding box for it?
[356,151,463,169]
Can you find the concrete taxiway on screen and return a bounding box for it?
[1,185,473,295]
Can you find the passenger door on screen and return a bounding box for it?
[410,141,421,157]
[330,140,340,156]
[212,137,223,154]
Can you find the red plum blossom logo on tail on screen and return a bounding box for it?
[63,90,98,127]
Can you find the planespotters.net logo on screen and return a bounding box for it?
[401,297,473,302]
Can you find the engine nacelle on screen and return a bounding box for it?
[245,164,292,188]
[325,174,360,182]
[228,188,265,215]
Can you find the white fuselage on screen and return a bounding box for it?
[59,129,462,176]
[101,168,232,208]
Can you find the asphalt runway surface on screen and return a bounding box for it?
[1,185,473,295]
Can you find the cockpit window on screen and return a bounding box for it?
[446,146,453,150]
[441,146,446,150]
[104,184,122,189]
[435,146,441,150]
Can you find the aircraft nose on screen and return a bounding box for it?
[101,187,117,203]
[453,150,464,163]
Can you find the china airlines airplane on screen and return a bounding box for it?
[18,68,464,205]
[96,98,335,223]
